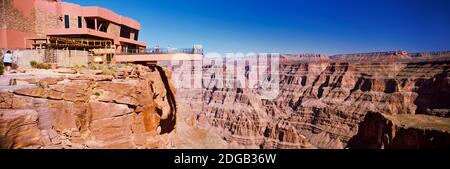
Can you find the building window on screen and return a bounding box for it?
[97,20,109,32]
[120,25,131,39]
[64,15,70,28]
[78,16,82,28]
[85,18,95,30]
[134,31,139,41]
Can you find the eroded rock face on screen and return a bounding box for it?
[346,111,450,149]
[0,109,42,148]
[0,65,177,149]
[177,52,450,149]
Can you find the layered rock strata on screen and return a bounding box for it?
[0,65,177,149]
[347,111,450,149]
[177,51,450,149]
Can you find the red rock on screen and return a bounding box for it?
[178,54,450,149]
[0,109,42,149]
[347,112,450,149]
[0,92,13,109]
[0,65,178,149]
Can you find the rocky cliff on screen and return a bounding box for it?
[0,65,177,149]
[347,111,450,149]
[177,51,450,149]
[2,51,449,149]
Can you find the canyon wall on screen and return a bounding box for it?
[2,51,449,149]
[347,111,450,149]
[177,51,450,149]
[0,65,177,149]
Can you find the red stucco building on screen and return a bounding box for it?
[0,0,146,53]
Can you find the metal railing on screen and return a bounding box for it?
[116,47,203,55]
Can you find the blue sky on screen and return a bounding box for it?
[65,0,450,55]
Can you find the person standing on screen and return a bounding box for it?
[3,50,13,73]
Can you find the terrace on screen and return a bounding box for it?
[114,46,204,63]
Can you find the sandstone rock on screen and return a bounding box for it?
[49,100,86,131]
[96,80,142,106]
[14,83,92,103]
[12,95,35,109]
[0,109,42,149]
[9,79,30,85]
[347,112,450,149]
[90,114,135,148]
[68,75,113,81]
[79,68,102,75]
[0,92,13,109]
[88,101,133,121]
[12,77,64,86]
[40,130,52,146]
[62,82,93,102]
[39,77,63,85]
[55,68,77,74]
[14,87,47,98]
[0,65,178,149]
[178,55,450,149]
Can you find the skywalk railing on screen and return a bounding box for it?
[116,47,203,55]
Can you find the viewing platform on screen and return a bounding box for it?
[114,47,204,63]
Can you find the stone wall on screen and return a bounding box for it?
[14,49,44,68]
[4,49,89,68]
[34,8,60,37]
[0,0,36,33]
[0,0,61,48]
[54,49,89,67]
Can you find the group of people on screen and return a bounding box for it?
[2,50,14,74]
